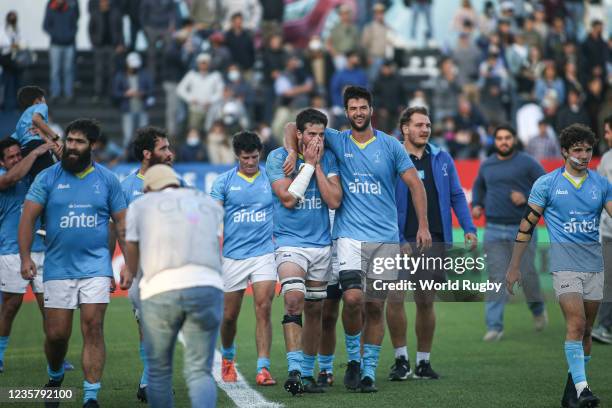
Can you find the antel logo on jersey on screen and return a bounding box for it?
[555,189,569,195]
[59,211,99,228]
[348,179,382,195]
[562,218,598,234]
[296,196,322,210]
[57,183,71,190]
[233,209,266,223]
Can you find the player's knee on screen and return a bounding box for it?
[342,289,363,308]
[304,298,323,315]
[45,327,70,344]
[567,318,586,339]
[365,301,384,319]
[339,270,363,292]
[415,297,434,311]
[254,299,272,319]
[0,296,22,318]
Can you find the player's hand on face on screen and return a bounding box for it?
[510,190,526,206]
[505,266,521,295]
[471,205,483,219]
[464,232,478,251]
[416,227,432,251]
[283,150,297,176]
[315,139,324,163]
[303,139,318,165]
[20,257,37,280]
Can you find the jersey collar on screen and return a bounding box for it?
[350,131,377,149]
[75,164,95,179]
[562,170,588,190]
[237,170,260,183]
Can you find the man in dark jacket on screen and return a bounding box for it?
[224,13,255,73]
[140,0,175,79]
[387,106,477,381]
[43,0,80,101]
[581,20,608,80]
[88,0,125,101]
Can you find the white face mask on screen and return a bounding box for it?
[186,136,200,146]
[228,70,240,82]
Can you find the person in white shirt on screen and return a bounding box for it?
[121,164,224,408]
[176,53,225,131]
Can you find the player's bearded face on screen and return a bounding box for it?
[150,138,174,166]
[348,107,371,131]
[494,132,515,157]
[61,145,92,173]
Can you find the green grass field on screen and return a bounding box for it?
[3,295,612,408]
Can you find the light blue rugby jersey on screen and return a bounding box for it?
[324,128,414,243]
[26,162,127,281]
[13,103,48,146]
[210,166,274,259]
[529,167,612,273]
[122,169,189,205]
[266,147,339,248]
[0,169,44,255]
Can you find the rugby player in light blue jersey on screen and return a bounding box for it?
[266,108,342,395]
[118,126,176,403]
[283,86,431,393]
[0,138,53,373]
[18,119,127,408]
[210,131,277,386]
[507,124,612,408]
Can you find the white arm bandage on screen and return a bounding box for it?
[288,163,315,201]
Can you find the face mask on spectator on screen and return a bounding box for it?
[186,135,200,146]
[228,70,241,82]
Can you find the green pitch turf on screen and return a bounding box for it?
[3,296,612,407]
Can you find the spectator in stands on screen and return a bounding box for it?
[226,64,255,122]
[177,128,208,162]
[505,32,529,81]
[480,79,508,125]
[112,52,153,147]
[208,31,232,73]
[255,122,278,160]
[326,4,359,70]
[177,53,224,132]
[0,11,25,111]
[161,32,187,140]
[526,119,560,159]
[545,16,569,63]
[478,1,497,38]
[478,47,509,94]
[140,0,175,80]
[558,41,579,75]
[361,3,393,81]
[535,62,565,105]
[452,32,481,86]
[206,120,234,164]
[304,35,335,101]
[532,5,549,40]
[522,14,544,54]
[329,50,368,116]
[555,87,590,133]
[452,0,478,34]
[224,12,256,75]
[447,128,481,159]
[188,0,222,29]
[516,93,544,146]
[562,61,583,97]
[43,0,80,103]
[373,60,404,134]
[516,46,545,99]
[564,0,585,40]
[454,95,487,136]
[120,0,141,51]
[260,0,284,43]
[432,58,462,123]
[92,132,124,166]
[261,33,287,122]
[221,0,262,32]
[88,0,125,103]
[205,87,250,133]
[271,53,313,143]
[410,0,434,44]
[585,76,605,138]
[581,20,608,80]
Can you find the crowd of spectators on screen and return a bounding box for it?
[0,0,610,165]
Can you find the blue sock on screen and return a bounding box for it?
[286,351,302,373]
[139,341,148,386]
[361,344,381,381]
[0,336,8,361]
[345,332,361,363]
[564,341,586,384]
[47,365,64,381]
[256,357,270,373]
[221,344,236,361]
[318,354,334,374]
[83,381,101,403]
[302,354,316,377]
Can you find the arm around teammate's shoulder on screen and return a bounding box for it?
[0,142,54,190]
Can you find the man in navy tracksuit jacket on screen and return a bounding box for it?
[386,107,477,381]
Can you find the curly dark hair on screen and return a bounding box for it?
[559,124,596,151]
[296,108,328,133]
[17,85,45,111]
[132,126,168,162]
[65,118,101,143]
[0,137,20,161]
[232,131,262,156]
[343,86,372,110]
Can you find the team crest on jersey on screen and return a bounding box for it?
[590,187,598,200]
[92,181,101,194]
[374,151,381,163]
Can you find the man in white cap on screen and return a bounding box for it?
[121,164,224,408]
[177,53,225,131]
[111,52,154,147]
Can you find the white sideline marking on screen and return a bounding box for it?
[212,350,283,408]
